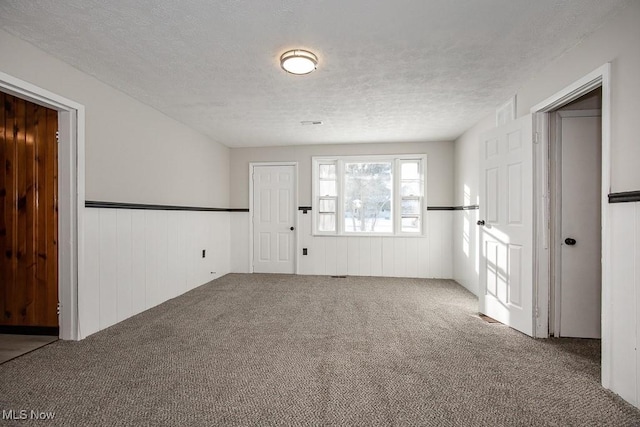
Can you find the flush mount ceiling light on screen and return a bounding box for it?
[280,49,318,75]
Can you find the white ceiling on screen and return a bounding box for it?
[0,0,628,148]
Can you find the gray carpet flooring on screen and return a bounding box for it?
[1,274,639,426]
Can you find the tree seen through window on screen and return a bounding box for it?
[344,162,392,233]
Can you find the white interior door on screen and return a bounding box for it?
[557,112,602,338]
[252,165,296,274]
[479,115,533,336]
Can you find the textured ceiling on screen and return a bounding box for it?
[0,0,628,147]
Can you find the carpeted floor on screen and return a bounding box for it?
[1,274,639,426]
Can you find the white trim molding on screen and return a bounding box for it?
[530,63,611,387]
[311,154,427,237]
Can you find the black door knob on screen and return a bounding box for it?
[290,226,295,231]
[477,220,485,226]
[564,238,576,246]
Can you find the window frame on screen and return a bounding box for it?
[315,160,339,234]
[312,154,427,237]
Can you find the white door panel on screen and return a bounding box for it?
[559,114,601,338]
[479,115,533,336]
[253,165,296,274]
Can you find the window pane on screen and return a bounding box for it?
[344,162,392,233]
[319,198,336,213]
[401,199,420,215]
[319,180,336,196]
[318,213,336,232]
[401,161,420,180]
[319,164,336,179]
[401,181,420,197]
[402,217,421,232]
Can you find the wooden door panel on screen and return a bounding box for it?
[44,107,58,325]
[3,93,19,326]
[0,92,58,328]
[15,94,31,324]
[0,92,12,324]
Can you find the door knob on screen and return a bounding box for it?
[477,220,485,226]
[564,238,576,246]
[290,226,295,231]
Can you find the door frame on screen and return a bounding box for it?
[0,71,85,341]
[248,162,298,274]
[551,109,602,337]
[530,63,611,386]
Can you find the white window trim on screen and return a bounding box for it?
[312,154,427,237]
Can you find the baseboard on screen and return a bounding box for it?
[0,325,59,336]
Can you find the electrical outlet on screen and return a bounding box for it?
[303,248,308,255]
[202,249,206,258]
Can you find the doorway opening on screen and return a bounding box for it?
[0,71,85,341]
[531,63,611,387]
[549,89,602,339]
[1,91,59,336]
[249,162,298,274]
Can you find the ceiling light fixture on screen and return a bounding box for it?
[280,49,318,75]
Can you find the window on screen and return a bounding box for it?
[312,155,426,236]
[317,163,337,232]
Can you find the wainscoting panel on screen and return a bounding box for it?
[81,208,231,338]
[325,237,338,276]
[99,209,118,330]
[296,211,453,278]
[609,202,640,405]
[452,208,480,296]
[636,202,640,407]
[230,212,250,273]
[335,237,349,276]
[131,210,147,315]
[116,209,133,323]
[81,208,101,337]
[229,210,454,277]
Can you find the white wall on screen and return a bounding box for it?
[230,210,452,278]
[0,28,232,339]
[452,208,480,294]
[609,202,640,403]
[451,0,640,407]
[229,141,455,278]
[0,28,230,207]
[229,141,454,208]
[515,1,640,194]
[452,115,493,295]
[298,211,452,278]
[82,208,230,339]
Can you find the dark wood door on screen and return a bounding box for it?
[0,92,58,328]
